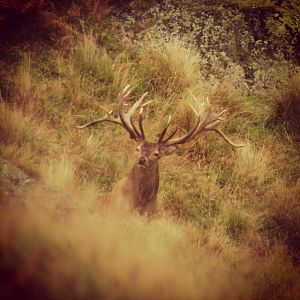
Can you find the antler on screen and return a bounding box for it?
[158,97,243,148]
[76,85,152,141]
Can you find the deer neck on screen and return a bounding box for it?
[131,162,159,186]
[129,162,159,203]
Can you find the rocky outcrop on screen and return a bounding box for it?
[0,157,35,202]
[0,157,79,216]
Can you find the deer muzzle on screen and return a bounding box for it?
[137,156,148,167]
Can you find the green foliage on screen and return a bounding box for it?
[118,0,299,92]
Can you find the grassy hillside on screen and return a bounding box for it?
[0,1,300,299]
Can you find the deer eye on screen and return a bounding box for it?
[154,152,159,157]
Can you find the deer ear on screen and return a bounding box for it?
[159,146,177,157]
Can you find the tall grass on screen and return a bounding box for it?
[233,143,272,187]
[138,37,201,95]
[41,156,76,189]
[73,32,138,99]
[0,101,54,156]
[270,72,300,142]
[74,32,114,82]
[15,54,33,108]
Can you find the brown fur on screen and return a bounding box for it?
[99,141,162,215]
[112,161,159,215]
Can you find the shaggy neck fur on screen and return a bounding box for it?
[129,162,159,211]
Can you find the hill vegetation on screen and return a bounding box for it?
[0,0,300,299]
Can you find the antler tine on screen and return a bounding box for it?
[158,115,172,143]
[77,86,151,141]
[130,114,142,138]
[127,92,149,115]
[127,95,153,138]
[138,107,145,139]
[204,121,244,147]
[161,95,242,147]
[158,97,212,146]
[158,102,201,145]
[161,127,178,143]
[118,89,151,141]
[138,100,153,139]
[118,92,138,139]
[161,108,208,146]
[128,96,152,139]
[211,128,244,147]
[76,110,122,129]
[187,106,222,140]
[120,85,131,98]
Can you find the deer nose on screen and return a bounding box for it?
[138,156,147,165]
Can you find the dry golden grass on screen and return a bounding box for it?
[138,37,201,95]
[233,142,272,186]
[72,32,138,100]
[15,54,33,108]
[271,72,300,142]
[0,101,55,156]
[41,156,76,189]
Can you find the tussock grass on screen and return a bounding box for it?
[218,201,262,238]
[233,143,272,187]
[138,37,201,95]
[109,52,138,99]
[213,93,272,143]
[41,156,76,189]
[74,32,114,82]
[14,54,33,108]
[72,32,138,100]
[0,100,57,174]
[270,72,300,142]
[160,158,223,228]
[264,178,300,256]
[0,101,53,154]
[252,244,300,300]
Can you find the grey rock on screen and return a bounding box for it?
[0,157,35,201]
